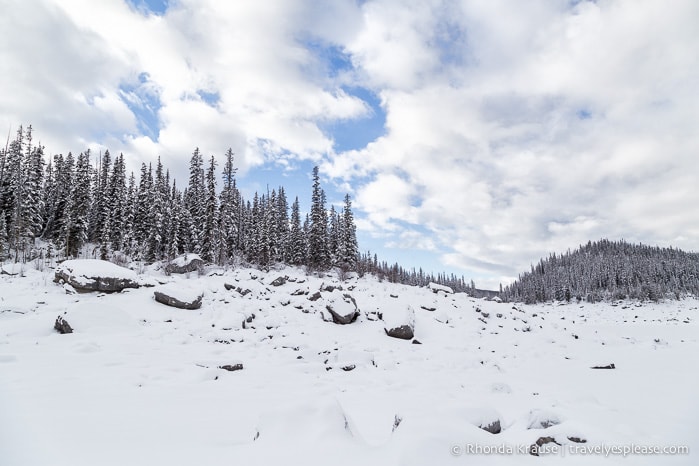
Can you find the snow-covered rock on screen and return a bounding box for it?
[428,282,453,294]
[325,294,359,324]
[54,259,139,292]
[527,408,562,429]
[154,283,204,309]
[464,407,503,434]
[165,254,204,274]
[383,305,415,340]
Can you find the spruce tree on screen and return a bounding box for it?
[308,166,329,270]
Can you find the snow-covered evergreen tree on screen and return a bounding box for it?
[63,152,91,258]
[308,166,329,270]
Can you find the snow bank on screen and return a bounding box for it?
[428,282,453,294]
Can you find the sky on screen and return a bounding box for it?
[1,0,698,289]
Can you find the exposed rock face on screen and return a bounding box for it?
[54,316,73,334]
[529,436,560,456]
[154,285,203,310]
[308,291,322,301]
[165,254,204,274]
[54,259,140,293]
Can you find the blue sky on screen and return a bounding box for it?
[1,0,698,289]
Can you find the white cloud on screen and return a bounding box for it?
[2,0,698,285]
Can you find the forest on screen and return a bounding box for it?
[0,125,474,292]
[501,239,699,303]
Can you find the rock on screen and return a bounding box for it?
[384,306,416,340]
[54,259,140,293]
[154,284,203,310]
[165,254,204,274]
[480,420,501,434]
[567,436,587,443]
[270,276,287,287]
[291,289,307,296]
[529,436,560,456]
[412,339,422,344]
[219,363,243,371]
[591,363,615,369]
[385,325,414,340]
[341,364,356,371]
[322,284,343,292]
[308,291,322,301]
[326,294,359,324]
[527,409,562,429]
[54,316,73,334]
[224,283,235,291]
[428,282,454,294]
[420,305,436,312]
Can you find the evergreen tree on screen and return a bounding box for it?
[308,166,329,270]
[63,152,91,258]
[339,193,358,270]
[200,155,218,263]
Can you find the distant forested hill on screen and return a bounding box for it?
[502,239,699,303]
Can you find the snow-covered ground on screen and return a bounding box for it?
[1,261,697,465]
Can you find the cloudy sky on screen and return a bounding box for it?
[1,0,697,288]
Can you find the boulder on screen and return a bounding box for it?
[384,306,415,340]
[428,282,454,294]
[54,259,139,293]
[326,294,359,324]
[529,436,560,456]
[165,254,204,274]
[54,315,73,334]
[308,291,322,301]
[270,276,287,287]
[154,283,203,310]
[219,363,243,371]
[527,409,562,429]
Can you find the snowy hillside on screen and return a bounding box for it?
[1,260,697,465]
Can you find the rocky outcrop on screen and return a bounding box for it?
[165,254,204,274]
[219,363,244,371]
[270,276,287,287]
[54,259,140,293]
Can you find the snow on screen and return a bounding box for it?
[1,264,698,465]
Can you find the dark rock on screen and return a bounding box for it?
[412,339,422,344]
[165,254,204,274]
[384,324,414,340]
[530,437,560,456]
[480,420,501,434]
[341,364,356,371]
[224,283,235,291]
[54,316,73,334]
[568,436,587,443]
[420,306,436,312]
[218,363,243,371]
[322,284,343,292]
[591,363,615,369]
[270,276,287,287]
[154,289,203,310]
[390,294,398,298]
[308,291,322,301]
[291,289,307,296]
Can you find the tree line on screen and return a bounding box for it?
[501,239,699,303]
[0,125,475,291]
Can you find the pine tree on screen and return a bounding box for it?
[185,148,205,254]
[0,213,8,260]
[308,166,329,270]
[339,193,358,270]
[218,148,238,264]
[64,152,91,258]
[288,196,305,265]
[200,155,218,263]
